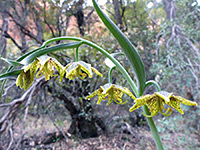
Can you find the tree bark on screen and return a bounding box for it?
[0,2,9,57]
[47,79,107,138]
[0,16,9,57]
[162,0,176,20]
[75,0,85,36]
[112,0,123,30]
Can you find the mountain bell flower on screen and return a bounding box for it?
[36,55,64,81]
[86,83,136,105]
[64,61,102,80]
[16,59,40,90]
[129,91,198,117]
[16,55,64,90]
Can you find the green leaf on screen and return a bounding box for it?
[0,69,23,80]
[17,47,43,62]
[20,42,81,65]
[92,0,146,96]
[1,57,24,66]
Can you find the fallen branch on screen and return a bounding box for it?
[0,76,47,134]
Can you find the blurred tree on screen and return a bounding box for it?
[0,0,199,148]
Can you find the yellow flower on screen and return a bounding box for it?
[129,91,198,117]
[16,59,40,90]
[16,56,64,90]
[64,61,102,80]
[36,55,64,81]
[86,83,136,105]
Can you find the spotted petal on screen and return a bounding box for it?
[146,96,160,116]
[167,97,184,114]
[100,83,114,94]
[106,95,113,105]
[91,67,103,77]
[36,56,64,81]
[129,95,154,112]
[51,58,65,82]
[113,89,123,103]
[98,93,109,105]
[86,89,103,100]
[78,61,93,78]
[114,85,136,100]
[172,96,198,106]
[16,59,40,90]
[65,62,79,79]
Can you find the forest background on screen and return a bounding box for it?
[0,0,199,149]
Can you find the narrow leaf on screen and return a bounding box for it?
[20,42,81,65]
[92,0,146,95]
[1,57,24,66]
[0,69,23,81]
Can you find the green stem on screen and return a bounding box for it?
[145,80,161,92]
[40,36,138,96]
[108,66,116,83]
[142,105,164,150]
[91,1,163,148]
[143,80,163,150]
[75,42,83,62]
[75,46,79,62]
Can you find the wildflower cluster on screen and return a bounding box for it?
[16,56,197,117]
[16,55,102,90]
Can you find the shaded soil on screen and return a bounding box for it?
[21,131,156,150]
[1,113,200,150]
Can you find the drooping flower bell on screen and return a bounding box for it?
[64,61,102,80]
[129,91,198,117]
[16,59,40,90]
[36,55,64,81]
[86,83,136,105]
[16,55,64,90]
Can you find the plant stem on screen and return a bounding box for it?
[75,45,79,62]
[41,36,138,96]
[108,66,116,83]
[145,80,161,92]
[143,80,163,149]
[142,105,164,150]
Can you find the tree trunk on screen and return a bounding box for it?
[47,79,107,138]
[162,0,176,20]
[112,0,123,30]
[76,0,85,36]
[0,6,9,57]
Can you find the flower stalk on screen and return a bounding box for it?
[91,0,164,149]
[108,66,116,83]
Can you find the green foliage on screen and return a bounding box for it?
[157,110,200,150]
[0,0,199,149]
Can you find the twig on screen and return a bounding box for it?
[2,82,16,98]
[7,121,14,150]
[0,76,46,134]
